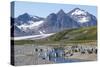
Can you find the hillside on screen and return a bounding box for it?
[47,26,97,41]
[14,26,97,45]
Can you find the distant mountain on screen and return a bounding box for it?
[11,8,97,37]
[40,9,80,33]
[15,13,44,25]
[11,13,45,37]
[68,8,97,27]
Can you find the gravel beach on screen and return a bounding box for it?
[13,44,97,66]
[14,45,54,66]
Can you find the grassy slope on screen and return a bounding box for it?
[48,26,97,41]
[14,26,97,45]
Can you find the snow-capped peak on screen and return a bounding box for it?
[71,8,87,16]
[69,8,91,23]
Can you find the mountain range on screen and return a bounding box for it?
[11,8,97,37]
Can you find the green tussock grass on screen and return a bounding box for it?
[13,26,97,45]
